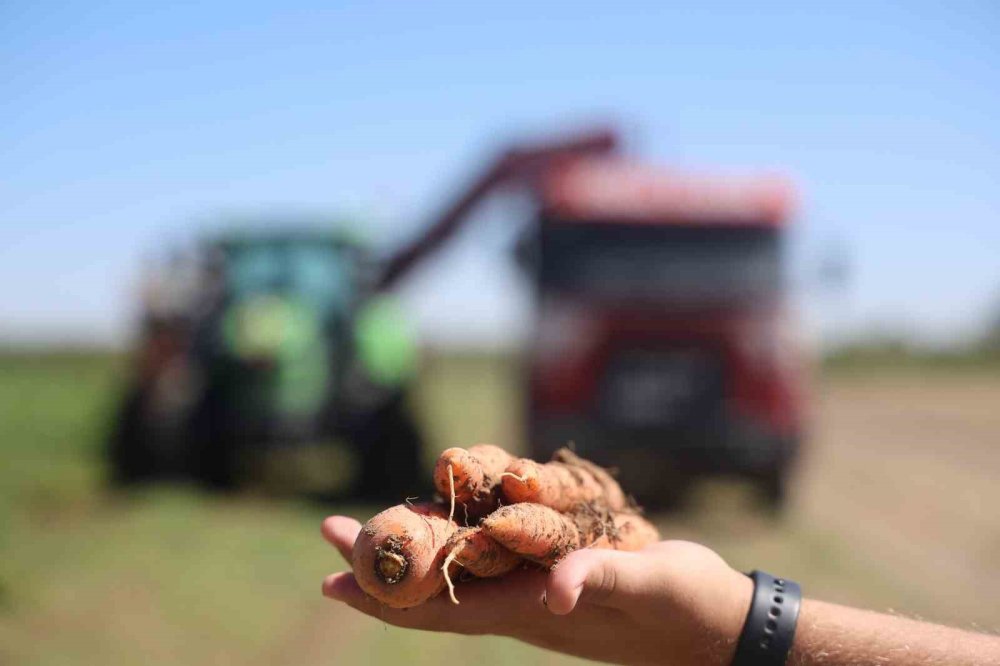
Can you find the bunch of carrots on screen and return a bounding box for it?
[350,444,660,608]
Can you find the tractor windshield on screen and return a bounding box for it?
[222,238,356,318]
[539,223,782,304]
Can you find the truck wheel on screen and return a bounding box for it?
[189,390,239,491]
[636,470,693,512]
[758,468,789,514]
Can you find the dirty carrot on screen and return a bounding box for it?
[351,503,456,609]
[481,502,658,568]
[440,527,521,603]
[501,447,629,513]
[444,527,522,578]
[590,510,661,552]
[433,443,515,520]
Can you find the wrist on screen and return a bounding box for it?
[708,569,755,666]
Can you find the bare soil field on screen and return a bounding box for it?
[794,373,1000,628]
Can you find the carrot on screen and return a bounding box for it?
[481,502,658,568]
[481,503,581,567]
[444,527,522,578]
[552,448,629,510]
[501,447,628,513]
[439,504,657,604]
[591,510,661,552]
[352,503,522,607]
[439,526,522,603]
[351,447,653,608]
[433,444,515,521]
[351,503,457,609]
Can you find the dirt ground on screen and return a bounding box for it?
[794,372,1000,628]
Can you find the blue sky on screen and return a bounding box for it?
[2,1,998,347]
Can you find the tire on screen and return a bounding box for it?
[758,467,789,514]
[356,394,426,502]
[107,387,158,486]
[637,468,693,512]
[188,388,240,491]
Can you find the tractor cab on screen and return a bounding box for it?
[203,230,368,428]
[217,230,364,329]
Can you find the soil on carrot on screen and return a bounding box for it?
[375,536,410,584]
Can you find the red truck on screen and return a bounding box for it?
[383,128,805,509]
[527,157,804,508]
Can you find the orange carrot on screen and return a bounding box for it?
[443,527,521,578]
[481,503,581,567]
[433,444,515,521]
[352,503,522,607]
[501,447,628,513]
[553,448,629,510]
[439,526,522,603]
[481,502,658,568]
[351,503,456,609]
[351,447,652,608]
[590,510,661,552]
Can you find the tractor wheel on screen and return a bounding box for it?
[189,389,240,491]
[107,387,158,486]
[356,394,426,502]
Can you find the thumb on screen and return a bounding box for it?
[544,549,633,616]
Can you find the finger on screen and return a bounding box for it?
[320,516,361,563]
[443,567,549,620]
[321,571,475,633]
[322,568,550,636]
[545,549,635,616]
[323,571,432,626]
[322,571,360,601]
[322,572,441,628]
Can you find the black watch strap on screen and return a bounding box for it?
[732,570,801,666]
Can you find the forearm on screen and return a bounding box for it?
[788,599,1000,666]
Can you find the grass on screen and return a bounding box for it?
[1,350,998,664]
[0,351,571,665]
[823,345,1000,374]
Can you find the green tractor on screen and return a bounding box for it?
[109,225,424,500]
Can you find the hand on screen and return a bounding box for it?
[321,516,753,666]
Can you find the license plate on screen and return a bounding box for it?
[600,350,718,428]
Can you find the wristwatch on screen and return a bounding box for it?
[731,571,802,666]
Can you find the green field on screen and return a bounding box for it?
[2,351,998,664]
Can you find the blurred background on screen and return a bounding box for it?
[2,2,999,664]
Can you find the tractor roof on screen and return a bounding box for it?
[540,159,796,227]
[206,220,367,251]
